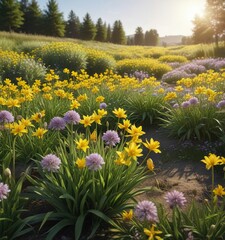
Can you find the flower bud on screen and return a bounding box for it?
[4,168,11,179]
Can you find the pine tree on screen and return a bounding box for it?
[106,24,111,42]
[65,10,80,38]
[134,27,144,45]
[0,0,24,32]
[145,29,159,46]
[111,20,126,45]
[80,13,96,40]
[95,18,106,42]
[21,0,42,34]
[43,0,65,37]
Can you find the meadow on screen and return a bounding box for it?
[0,31,225,239]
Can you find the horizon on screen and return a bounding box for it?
[37,0,206,37]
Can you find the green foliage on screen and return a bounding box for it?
[0,49,47,84]
[111,20,126,45]
[65,10,80,39]
[80,13,96,40]
[85,48,116,75]
[26,125,149,239]
[42,0,65,37]
[182,200,225,239]
[116,58,172,79]
[33,42,87,72]
[0,0,24,32]
[158,55,188,63]
[126,90,165,125]
[0,172,33,239]
[160,104,224,141]
[95,18,107,42]
[20,0,42,35]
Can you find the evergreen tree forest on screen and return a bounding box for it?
[0,0,224,45]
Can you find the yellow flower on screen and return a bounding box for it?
[96,95,104,102]
[77,93,88,101]
[5,98,20,108]
[11,122,28,136]
[21,118,34,128]
[124,142,143,161]
[63,68,70,74]
[115,151,131,166]
[220,156,225,165]
[32,128,48,139]
[75,138,89,152]
[76,158,86,169]
[112,108,127,119]
[91,111,102,125]
[201,153,221,170]
[213,184,225,197]
[122,210,133,221]
[70,99,81,109]
[31,110,45,122]
[147,158,155,171]
[144,224,162,240]
[90,130,97,142]
[164,92,177,101]
[80,115,94,127]
[118,119,131,131]
[126,125,145,139]
[143,138,161,154]
[97,109,107,117]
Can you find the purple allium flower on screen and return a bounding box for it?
[189,97,199,105]
[102,130,120,146]
[0,110,14,123]
[41,154,61,172]
[63,110,80,124]
[48,117,66,130]
[216,100,225,108]
[99,102,107,109]
[164,190,187,208]
[134,200,158,222]
[0,182,10,201]
[181,101,190,108]
[86,153,105,171]
[173,103,179,108]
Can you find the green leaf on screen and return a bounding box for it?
[88,209,112,224]
[46,219,72,240]
[75,214,87,240]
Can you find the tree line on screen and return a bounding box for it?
[0,0,159,46]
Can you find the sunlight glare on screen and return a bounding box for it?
[185,2,205,21]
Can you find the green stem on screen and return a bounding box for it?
[12,136,17,179]
[92,171,95,206]
[212,166,215,198]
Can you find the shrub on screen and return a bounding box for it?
[25,109,154,239]
[160,104,224,141]
[33,42,87,72]
[158,54,188,63]
[85,48,116,75]
[17,41,48,53]
[116,58,172,79]
[126,90,165,125]
[0,49,47,84]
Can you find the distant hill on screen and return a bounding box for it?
[127,34,185,46]
[159,35,184,46]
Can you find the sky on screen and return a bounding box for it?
[37,0,206,37]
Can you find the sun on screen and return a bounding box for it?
[185,2,205,21]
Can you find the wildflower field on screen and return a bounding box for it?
[0,32,225,239]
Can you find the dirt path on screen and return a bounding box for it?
[138,125,224,204]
